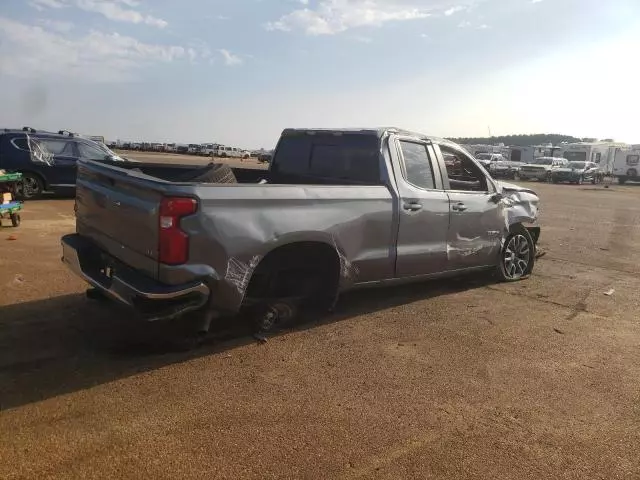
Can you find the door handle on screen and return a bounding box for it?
[403,202,423,212]
[452,202,467,212]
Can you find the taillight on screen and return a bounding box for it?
[159,197,197,265]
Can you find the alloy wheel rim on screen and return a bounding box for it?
[503,234,531,279]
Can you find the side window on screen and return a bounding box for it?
[78,142,107,161]
[441,147,488,192]
[399,141,435,190]
[40,139,75,156]
[595,152,602,163]
[10,137,29,151]
[627,155,639,166]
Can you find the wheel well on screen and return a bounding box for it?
[18,170,47,189]
[245,242,341,306]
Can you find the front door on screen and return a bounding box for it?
[392,137,451,277]
[435,145,505,270]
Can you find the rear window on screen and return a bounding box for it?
[273,133,381,184]
[627,155,639,166]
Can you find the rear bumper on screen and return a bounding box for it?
[61,234,210,321]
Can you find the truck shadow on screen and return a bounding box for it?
[0,274,494,410]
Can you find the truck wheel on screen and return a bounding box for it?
[10,213,21,227]
[496,225,535,282]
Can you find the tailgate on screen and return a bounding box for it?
[75,160,164,280]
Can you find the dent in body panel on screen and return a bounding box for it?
[189,185,395,313]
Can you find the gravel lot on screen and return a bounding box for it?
[1,174,639,479]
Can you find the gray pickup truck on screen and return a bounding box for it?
[61,128,541,337]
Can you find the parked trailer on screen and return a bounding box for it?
[613,148,640,184]
[558,143,615,174]
[509,145,561,164]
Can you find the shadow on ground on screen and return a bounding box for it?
[0,274,494,410]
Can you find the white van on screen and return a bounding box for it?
[612,149,640,184]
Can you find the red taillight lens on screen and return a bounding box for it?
[158,197,197,265]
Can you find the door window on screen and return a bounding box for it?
[399,141,435,190]
[40,139,75,156]
[78,142,108,161]
[441,147,489,192]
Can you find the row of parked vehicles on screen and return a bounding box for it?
[477,154,635,185]
[112,141,273,162]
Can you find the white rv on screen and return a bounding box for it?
[612,148,640,184]
[558,143,615,174]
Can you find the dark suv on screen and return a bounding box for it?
[0,127,132,198]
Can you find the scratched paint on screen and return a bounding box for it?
[225,255,261,296]
[331,234,360,280]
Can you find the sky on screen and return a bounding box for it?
[0,0,639,149]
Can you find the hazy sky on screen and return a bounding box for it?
[0,0,639,148]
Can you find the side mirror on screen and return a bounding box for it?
[490,192,503,203]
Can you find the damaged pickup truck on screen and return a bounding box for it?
[61,128,541,340]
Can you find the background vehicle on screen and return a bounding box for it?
[257,151,273,163]
[200,144,216,156]
[475,153,507,168]
[559,142,614,174]
[519,157,568,181]
[187,144,202,155]
[551,161,603,184]
[489,160,520,179]
[62,127,541,341]
[613,148,640,184]
[0,127,131,198]
[510,145,562,164]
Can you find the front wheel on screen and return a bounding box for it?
[15,173,44,199]
[497,225,535,282]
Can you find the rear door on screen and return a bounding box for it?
[434,144,504,271]
[38,138,79,186]
[392,136,450,277]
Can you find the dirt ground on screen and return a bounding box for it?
[1,175,639,479]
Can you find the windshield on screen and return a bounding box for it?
[568,162,586,169]
[533,158,553,165]
[563,151,587,162]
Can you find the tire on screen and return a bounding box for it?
[10,213,20,227]
[15,172,44,199]
[496,225,535,282]
[175,163,237,184]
